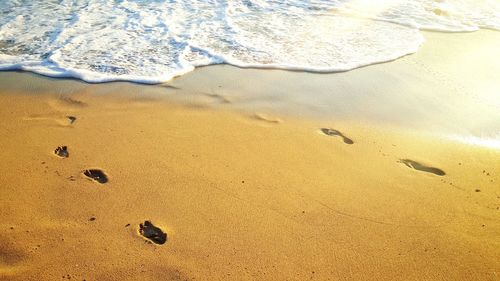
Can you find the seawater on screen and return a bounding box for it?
[0,0,499,83]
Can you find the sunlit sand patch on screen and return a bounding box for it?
[448,134,500,149]
[23,113,74,127]
[0,265,27,279]
[22,98,81,126]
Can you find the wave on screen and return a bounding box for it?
[0,0,498,83]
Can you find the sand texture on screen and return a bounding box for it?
[0,89,498,281]
[1,30,500,280]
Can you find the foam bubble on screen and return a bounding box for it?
[0,0,498,83]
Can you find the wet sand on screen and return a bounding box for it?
[0,31,499,280]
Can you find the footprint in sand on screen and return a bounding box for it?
[83,169,108,184]
[205,93,231,104]
[399,159,446,176]
[51,95,87,109]
[253,113,282,124]
[321,128,354,144]
[67,116,76,124]
[54,146,69,158]
[139,221,167,245]
[24,113,76,127]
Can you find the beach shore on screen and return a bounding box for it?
[0,31,499,280]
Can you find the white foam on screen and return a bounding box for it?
[340,0,500,32]
[0,0,498,83]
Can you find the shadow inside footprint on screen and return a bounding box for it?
[83,169,108,183]
[321,128,354,144]
[67,116,76,124]
[400,159,445,176]
[58,95,87,107]
[253,113,282,124]
[139,221,167,245]
[54,146,69,158]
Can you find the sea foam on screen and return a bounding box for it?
[0,0,498,83]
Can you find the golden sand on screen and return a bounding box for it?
[1,30,500,281]
[0,90,498,280]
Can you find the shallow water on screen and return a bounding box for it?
[0,0,499,83]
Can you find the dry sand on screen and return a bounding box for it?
[0,32,499,281]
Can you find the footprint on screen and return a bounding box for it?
[24,113,77,127]
[55,95,87,108]
[0,235,26,269]
[399,159,446,176]
[54,146,69,158]
[67,116,76,124]
[204,93,231,104]
[253,113,282,124]
[160,83,180,90]
[320,128,354,144]
[139,221,167,245]
[83,169,108,184]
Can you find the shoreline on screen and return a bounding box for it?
[1,30,499,280]
[2,30,500,144]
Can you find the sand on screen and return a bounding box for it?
[0,32,499,280]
